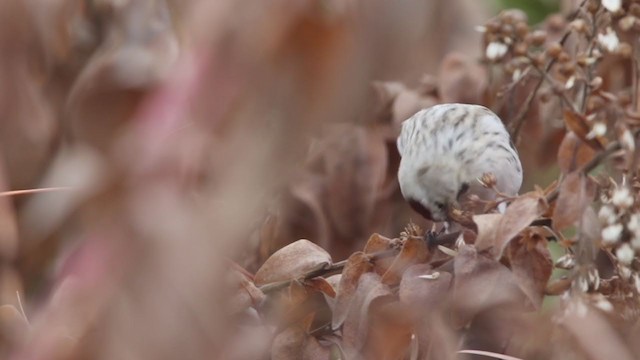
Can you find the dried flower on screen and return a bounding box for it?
[612,187,634,209]
[565,76,576,90]
[597,27,620,52]
[587,267,600,291]
[486,42,508,60]
[602,223,623,245]
[619,125,636,152]
[593,294,614,312]
[586,122,607,139]
[619,264,632,280]
[418,272,440,280]
[555,254,576,270]
[619,15,637,31]
[598,205,617,225]
[478,172,498,188]
[475,25,487,33]
[628,213,640,232]
[575,275,589,293]
[616,243,635,265]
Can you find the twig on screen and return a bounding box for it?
[0,187,73,197]
[259,248,399,293]
[16,291,30,326]
[546,130,639,203]
[579,6,599,112]
[530,64,580,113]
[510,0,588,142]
[633,40,639,112]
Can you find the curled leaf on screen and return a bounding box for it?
[332,252,373,329]
[255,239,332,286]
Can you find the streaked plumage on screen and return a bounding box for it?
[397,103,522,221]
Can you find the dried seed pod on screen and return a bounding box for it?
[515,22,529,37]
[529,30,547,46]
[546,42,563,59]
[618,42,633,58]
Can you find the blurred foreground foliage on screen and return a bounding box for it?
[1,0,640,359]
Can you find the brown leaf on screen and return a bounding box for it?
[452,245,526,328]
[305,277,336,298]
[0,304,29,343]
[399,264,452,313]
[302,336,332,360]
[230,270,266,313]
[392,89,438,127]
[438,52,485,104]
[473,213,503,253]
[363,233,396,275]
[271,321,313,360]
[341,273,392,355]
[492,193,548,259]
[557,131,597,174]
[323,124,389,241]
[290,173,331,249]
[552,172,595,230]
[365,301,413,360]
[561,299,636,360]
[505,232,553,310]
[381,236,430,285]
[332,252,373,329]
[563,111,604,150]
[545,277,571,295]
[0,161,17,259]
[255,239,332,286]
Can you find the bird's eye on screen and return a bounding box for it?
[434,201,445,210]
[457,182,470,199]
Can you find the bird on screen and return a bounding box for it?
[397,103,522,221]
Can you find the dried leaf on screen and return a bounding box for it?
[302,336,332,360]
[473,213,503,253]
[505,233,553,310]
[332,252,372,329]
[381,236,430,285]
[0,304,29,342]
[0,160,17,259]
[438,52,485,104]
[557,131,597,174]
[399,264,452,313]
[271,323,309,360]
[230,270,266,313]
[324,125,389,240]
[305,277,336,298]
[365,301,413,360]
[563,111,604,150]
[561,300,635,360]
[341,273,392,354]
[363,233,396,276]
[255,239,332,286]
[392,89,438,127]
[552,172,595,230]
[492,193,548,258]
[453,245,526,327]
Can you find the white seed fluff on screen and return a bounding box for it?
[616,243,635,265]
[601,223,623,245]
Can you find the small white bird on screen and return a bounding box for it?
[397,103,522,221]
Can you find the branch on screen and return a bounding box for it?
[510,0,588,142]
[546,129,639,203]
[258,248,399,293]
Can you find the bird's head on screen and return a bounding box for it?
[399,162,469,222]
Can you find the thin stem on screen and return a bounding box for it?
[258,248,399,293]
[510,0,588,142]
